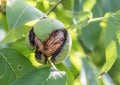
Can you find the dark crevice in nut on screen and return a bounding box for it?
[44,55,48,64]
[35,50,42,60]
[35,50,48,64]
[29,28,35,46]
[43,29,66,57]
[51,29,67,62]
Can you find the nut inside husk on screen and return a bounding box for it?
[29,28,67,64]
[29,28,35,46]
[27,18,71,64]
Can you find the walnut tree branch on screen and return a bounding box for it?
[0,0,7,15]
[0,6,6,15]
[46,0,63,15]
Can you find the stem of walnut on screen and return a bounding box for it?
[47,57,57,70]
[46,0,63,15]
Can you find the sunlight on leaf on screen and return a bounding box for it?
[56,63,74,85]
[101,40,117,74]
[83,0,96,12]
[11,67,67,85]
[6,0,47,29]
[101,10,120,74]
[1,25,31,44]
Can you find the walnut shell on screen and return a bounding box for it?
[26,18,72,64]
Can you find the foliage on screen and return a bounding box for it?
[0,0,120,85]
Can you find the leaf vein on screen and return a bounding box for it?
[12,6,29,29]
[0,53,19,78]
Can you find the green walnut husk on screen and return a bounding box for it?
[26,18,72,64]
[26,30,35,50]
[34,18,65,42]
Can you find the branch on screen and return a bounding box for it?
[47,58,57,70]
[88,17,105,23]
[46,0,63,15]
[0,6,6,15]
[0,0,7,15]
[67,17,106,29]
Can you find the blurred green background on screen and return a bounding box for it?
[0,0,120,85]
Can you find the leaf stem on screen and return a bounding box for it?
[88,17,105,23]
[47,58,57,70]
[46,0,63,15]
[67,17,106,29]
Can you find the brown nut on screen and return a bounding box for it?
[26,18,72,64]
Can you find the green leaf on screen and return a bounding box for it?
[116,38,120,58]
[6,0,47,29]
[56,63,74,85]
[48,0,57,2]
[43,68,67,85]
[66,11,92,29]
[54,9,72,26]
[105,15,118,45]
[82,0,96,12]
[0,25,31,44]
[108,59,120,85]
[0,48,35,85]
[70,30,85,53]
[92,0,120,17]
[35,1,46,13]
[11,39,32,57]
[80,58,99,85]
[113,11,120,58]
[102,0,120,13]
[73,0,82,13]
[2,15,9,32]
[101,74,115,85]
[62,0,72,10]
[101,40,117,74]
[79,22,101,51]
[77,12,93,22]
[101,10,120,74]
[73,0,96,12]
[67,11,92,21]
[92,2,104,17]
[11,67,67,85]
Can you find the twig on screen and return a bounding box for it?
[46,0,63,15]
[47,58,57,70]
[0,0,7,15]
[67,17,106,29]
[88,17,105,23]
[98,72,106,79]
[0,6,6,15]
